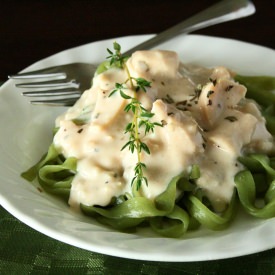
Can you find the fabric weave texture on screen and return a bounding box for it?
[1,206,275,275]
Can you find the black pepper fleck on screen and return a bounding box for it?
[162,94,174,104]
[161,119,167,126]
[225,116,238,122]
[209,78,217,86]
[207,90,214,98]
[225,85,234,92]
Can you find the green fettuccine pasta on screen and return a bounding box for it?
[236,154,275,218]
[22,144,77,200]
[185,191,237,231]
[22,70,275,238]
[23,143,242,237]
[81,173,190,237]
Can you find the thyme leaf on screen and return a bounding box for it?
[134,77,151,92]
[107,41,128,68]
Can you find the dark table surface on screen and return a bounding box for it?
[1,0,274,82]
[1,1,275,274]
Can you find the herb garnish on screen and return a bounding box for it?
[162,94,174,104]
[190,84,202,101]
[224,116,238,122]
[207,90,215,98]
[225,85,234,92]
[209,78,217,86]
[107,42,162,191]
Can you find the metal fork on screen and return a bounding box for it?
[9,0,255,106]
[11,63,97,106]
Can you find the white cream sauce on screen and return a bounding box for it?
[53,50,274,211]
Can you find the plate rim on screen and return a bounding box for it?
[1,34,275,262]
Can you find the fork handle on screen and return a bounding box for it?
[123,0,255,56]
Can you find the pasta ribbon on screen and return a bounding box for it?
[184,191,237,231]
[22,144,77,200]
[236,154,275,218]
[81,173,190,237]
[235,75,275,135]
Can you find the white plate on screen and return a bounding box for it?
[1,34,275,262]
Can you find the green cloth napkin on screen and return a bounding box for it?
[1,206,275,275]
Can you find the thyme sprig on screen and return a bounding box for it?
[106,42,128,68]
[107,42,162,190]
